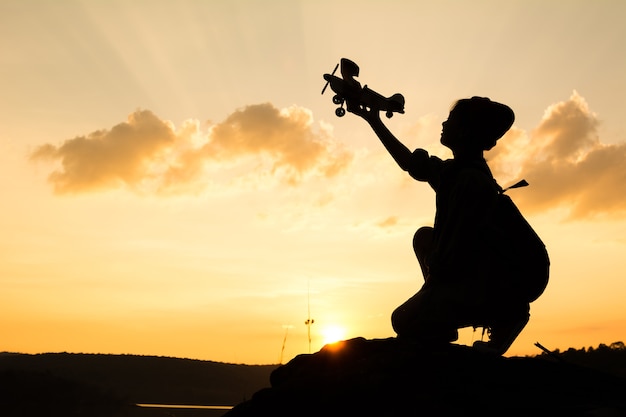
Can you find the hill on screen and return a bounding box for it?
[2,342,625,417]
[546,341,626,378]
[0,352,275,416]
[225,338,626,417]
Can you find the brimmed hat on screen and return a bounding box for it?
[452,97,515,150]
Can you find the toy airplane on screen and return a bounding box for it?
[322,58,405,118]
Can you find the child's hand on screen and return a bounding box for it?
[348,104,382,125]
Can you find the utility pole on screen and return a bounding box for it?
[304,282,314,353]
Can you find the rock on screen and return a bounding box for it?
[224,337,626,417]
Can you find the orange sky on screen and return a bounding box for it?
[1,0,625,364]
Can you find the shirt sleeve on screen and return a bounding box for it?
[407,149,443,185]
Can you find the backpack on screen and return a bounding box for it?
[488,180,550,302]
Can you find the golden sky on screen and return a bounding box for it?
[1,0,625,364]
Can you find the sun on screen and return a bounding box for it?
[320,325,347,346]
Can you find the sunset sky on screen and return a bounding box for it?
[2,0,625,364]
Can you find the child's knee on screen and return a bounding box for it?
[413,226,433,250]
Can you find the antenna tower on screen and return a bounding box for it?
[304,282,315,353]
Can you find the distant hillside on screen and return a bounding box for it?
[0,352,276,416]
[2,343,624,417]
[541,341,626,378]
[0,366,127,417]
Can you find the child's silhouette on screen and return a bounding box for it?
[352,96,548,354]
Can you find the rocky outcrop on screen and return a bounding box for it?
[225,337,626,416]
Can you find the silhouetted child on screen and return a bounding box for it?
[353,96,547,354]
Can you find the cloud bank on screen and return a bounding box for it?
[31,103,352,195]
[488,91,626,220]
[31,94,626,220]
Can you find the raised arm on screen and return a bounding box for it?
[351,107,414,172]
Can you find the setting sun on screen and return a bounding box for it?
[320,325,347,346]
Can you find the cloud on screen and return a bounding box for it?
[31,103,352,195]
[30,110,176,194]
[488,91,626,220]
[376,216,399,228]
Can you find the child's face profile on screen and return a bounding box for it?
[440,111,464,150]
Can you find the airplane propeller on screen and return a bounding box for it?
[321,63,339,95]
